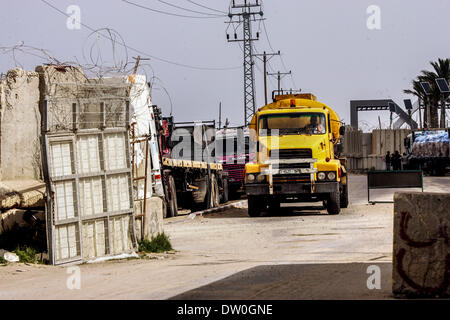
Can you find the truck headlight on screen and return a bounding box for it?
[256,174,266,182]
[317,172,326,180]
[247,174,255,182]
[327,171,336,180]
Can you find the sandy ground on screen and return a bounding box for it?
[0,174,448,299]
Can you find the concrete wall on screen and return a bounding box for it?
[343,129,411,171]
[0,68,41,180]
[393,192,449,298]
[342,126,363,157]
[346,156,384,171]
[372,129,410,156]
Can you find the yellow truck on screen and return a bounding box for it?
[245,93,348,217]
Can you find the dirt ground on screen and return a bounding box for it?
[0,174,448,299]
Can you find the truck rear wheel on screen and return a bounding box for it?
[327,190,341,215]
[190,177,207,212]
[221,177,229,204]
[340,184,349,209]
[248,195,264,217]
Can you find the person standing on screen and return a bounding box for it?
[392,150,401,171]
[385,151,392,171]
[402,152,408,170]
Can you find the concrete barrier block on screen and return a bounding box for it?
[143,197,164,240]
[393,192,450,298]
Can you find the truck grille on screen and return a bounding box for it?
[222,163,245,182]
[273,174,311,183]
[275,163,311,169]
[270,148,312,160]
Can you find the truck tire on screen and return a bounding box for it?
[248,195,265,217]
[221,177,229,204]
[191,177,207,204]
[340,184,349,209]
[268,199,280,214]
[327,190,341,215]
[166,175,178,217]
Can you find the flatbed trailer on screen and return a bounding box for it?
[128,76,229,219]
[154,114,228,217]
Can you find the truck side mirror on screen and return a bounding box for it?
[339,126,345,136]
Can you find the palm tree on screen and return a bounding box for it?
[430,58,450,128]
[418,72,439,128]
[404,80,426,128]
[405,58,450,128]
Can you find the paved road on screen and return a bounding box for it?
[171,263,393,300]
[0,174,448,299]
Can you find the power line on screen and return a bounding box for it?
[185,0,227,14]
[261,19,297,88]
[40,0,241,71]
[154,0,225,17]
[122,0,223,19]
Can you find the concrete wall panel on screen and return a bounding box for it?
[0,68,41,180]
[393,192,449,297]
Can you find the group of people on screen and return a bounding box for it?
[384,150,404,171]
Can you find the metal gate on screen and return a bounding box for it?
[367,170,423,203]
[42,82,136,265]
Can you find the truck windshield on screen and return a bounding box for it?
[258,113,326,136]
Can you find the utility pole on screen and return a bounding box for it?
[226,1,264,126]
[253,51,280,105]
[267,71,291,92]
[418,98,423,129]
[218,102,222,129]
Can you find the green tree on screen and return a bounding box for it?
[404,80,426,128]
[405,58,450,128]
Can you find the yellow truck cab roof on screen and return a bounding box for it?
[252,93,342,139]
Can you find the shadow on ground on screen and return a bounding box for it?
[206,204,328,219]
[170,263,393,300]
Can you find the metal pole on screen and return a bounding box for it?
[440,95,446,128]
[267,70,291,95]
[219,102,222,129]
[263,52,267,105]
[277,71,281,92]
[252,51,280,105]
[418,98,423,129]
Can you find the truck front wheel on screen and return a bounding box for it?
[248,195,265,217]
[327,190,341,215]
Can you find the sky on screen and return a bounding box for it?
[1,0,450,130]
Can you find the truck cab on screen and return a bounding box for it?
[216,127,254,198]
[245,93,348,217]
